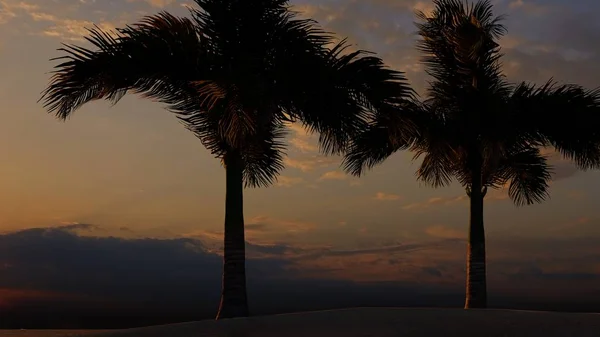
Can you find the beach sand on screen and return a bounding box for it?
[3,308,600,337]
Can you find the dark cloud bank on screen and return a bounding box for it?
[0,224,599,329]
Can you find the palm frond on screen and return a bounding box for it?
[342,99,422,177]
[510,80,600,170]
[241,118,288,188]
[415,148,459,188]
[40,12,210,120]
[495,147,552,206]
[282,38,417,156]
[412,109,462,188]
[180,105,287,188]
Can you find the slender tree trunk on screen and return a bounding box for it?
[216,151,249,319]
[464,163,487,309]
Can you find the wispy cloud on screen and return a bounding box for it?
[41,18,116,41]
[566,190,586,200]
[316,170,362,186]
[294,239,461,260]
[276,175,304,188]
[425,225,465,240]
[0,1,38,24]
[183,215,317,246]
[287,123,319,153]
[402,195,467,211]
[403,188,509,210]
[284,156,337,172]
[246,215,317,235]
[318,170,347,181]
[0,0,118,40]
[412,1,435,17]
[128,0,177,8]
[508,0,549,15]
[289,137,318,153]
[374,192,401,201]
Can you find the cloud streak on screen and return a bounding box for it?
[374,192,401,201]
[403,195,467,211]
[319,170,347,181]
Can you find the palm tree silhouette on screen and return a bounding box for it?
[39,0,415,318]
[343,0,600,309]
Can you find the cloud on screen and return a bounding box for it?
[295,239,461,260]
[2,223,600,327]
[0,225,463,310]
[0,0,121,40]
[566,190,586,200]
[402,195,467,211]
[246,215,317,235]
[315,170,361,186]
[507,0,549,15]
[374,192,401,201]
[276,175,304,188]
[184,216,317,244]
[425,225,465,240]
[318,170,347,181]
[0,226,235,300]
[402,188,510,210]
[287,123,319,154]
[0,1,37,24]
[283,156,337,172]
[41,18,116,41]
[133,0,177,8]
[1,226,475,328]
[289,137,318,153]
[412,1,435,17]
[0,225,344,327]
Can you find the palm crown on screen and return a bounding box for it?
[412,0,549,205]
[346,0,600,205]
[41,0,414,188]
[414,0,600,203]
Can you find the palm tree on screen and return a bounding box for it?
[343,0,600,309]
[40,0,415,319]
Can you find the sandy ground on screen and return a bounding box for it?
[3,308,600,337]
[0,331,108,337]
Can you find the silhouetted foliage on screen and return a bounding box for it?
[343,0,600,309]
[40,0,415,319]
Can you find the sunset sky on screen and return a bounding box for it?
[1,0,600,322]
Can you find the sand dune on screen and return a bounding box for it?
[5,308,600,337]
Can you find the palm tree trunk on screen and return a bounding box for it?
[216,151,249,320]
[464,163,487,309]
